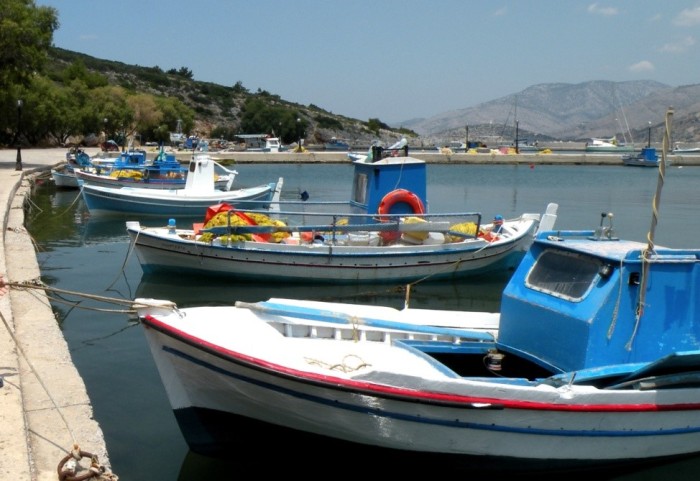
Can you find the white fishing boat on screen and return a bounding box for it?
[81,154,283,217]
[585,136,634,153]
[672,142,700,154]
[51,164,80,188]
[126,152,557,284]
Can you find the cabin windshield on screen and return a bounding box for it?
[525,249,602,301]
[352,173,368,204]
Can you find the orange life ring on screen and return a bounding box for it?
[377,189,426,242]
[377,189,425,216]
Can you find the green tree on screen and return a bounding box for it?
[18,76,80,145]
[240,98,305,144]
[127,93,162,143]
[90,86,133,147]
[61,59,108,89]
[0,0,58,90]
[166,66,193,79]
[367,117,390,135]
[232,81,248,95]
[153,96,195,144]
[0,0,58,141]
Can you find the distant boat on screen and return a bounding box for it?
[50,148,94,189]
[672,143,700,155]
[324,137,351,151]
[437,141,467,154]
[236,134,283,152]
[585,136,634,153]
[348,138,408,162]
[169,119,186,146]
[622,146,659,167]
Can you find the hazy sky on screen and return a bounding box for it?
[37,1,700,123]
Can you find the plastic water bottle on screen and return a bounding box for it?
[168,218,177,235]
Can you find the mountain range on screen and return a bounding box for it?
[399,80,700,145]
[53,48,700,146]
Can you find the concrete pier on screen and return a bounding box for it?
[0,148,111,481]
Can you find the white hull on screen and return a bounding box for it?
[80,154,282,217]
[139,301,700,466]
[75,169,231,190]
[83,183,277,217]
[127,215,541,283]
[51,168,80,188]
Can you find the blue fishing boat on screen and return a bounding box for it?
[134,109,700,474]
[622,146,659,167]
[76,147,235,190]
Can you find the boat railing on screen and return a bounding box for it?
[235,300,495,343]
[202,208,484,239]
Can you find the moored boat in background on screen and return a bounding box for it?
[50,147,95,189]
[672,142,700,154]
[75,147,235,190]
[324,137,351,151]
[622,146,659,167]
[127,150,556,284]
[585,136,634,153]
[81,154,283,217]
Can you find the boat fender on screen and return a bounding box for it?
[377,189,425,243]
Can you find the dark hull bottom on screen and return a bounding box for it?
[173,407,692,478]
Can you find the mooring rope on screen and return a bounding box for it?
[5,279,138,310]
[0,287,119,480]
[628,107,674,351]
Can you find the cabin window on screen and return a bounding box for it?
[352,173,368,204]
[525,249,601,301]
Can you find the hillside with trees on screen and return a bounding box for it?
[1,1,413,150]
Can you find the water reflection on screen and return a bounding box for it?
[135,271,506,313]
[28,163,700,480]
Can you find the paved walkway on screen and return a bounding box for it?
[0,147,112,481]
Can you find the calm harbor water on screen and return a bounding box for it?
[27,162,700,480]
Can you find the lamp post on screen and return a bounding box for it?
[465,125,469,149]
[15,100,23,171]
[515,120,520,154]
[103,118,108,152]
[296,117,301,151]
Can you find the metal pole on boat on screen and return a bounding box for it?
[647,121,651,148]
